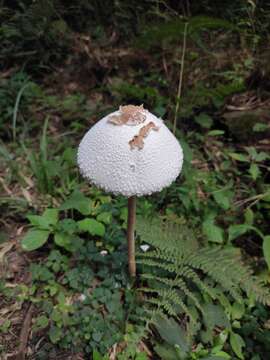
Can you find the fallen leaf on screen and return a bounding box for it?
[0,241,14,262]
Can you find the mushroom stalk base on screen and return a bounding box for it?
[127,196,136,277]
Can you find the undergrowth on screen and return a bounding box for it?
[134,217,270,359]
[1,1,270,359]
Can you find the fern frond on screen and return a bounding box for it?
[185,248,243,301]
[136,257,178,274]
[141,273,203,313]
[136,216,270,337]
[165,289,196,324]
[181,267,217,300]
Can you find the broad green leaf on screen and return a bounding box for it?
[27,215,46,228]
[58,219,77,234]
[77,218,105,236]
[207,130,224,136]
[155,315,189,352]
[27,208,58,229]
[203,304,230,330]
[43,208,59,225]
[228,153,249,162]
[249,163,260,181]
[97,195,111,204]
[227,224,264,242]
[244,208,254,225]
[93,350,105,360]
[231,302,245,320]
[54,232,72,250]
[218,293,231,312]
[229,332,244,359]
[97,212,112,224]
[263,236,270,270]
[120,207,128,224]
[228,224,251,242]
[213,352,231,359]
[21,229,50,251]
[135,353,148,360]
[60,190,92,215]
[154,344,186,360]
[203,219,224,243]
[213,189,231,210]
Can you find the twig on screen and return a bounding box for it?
[234,191,270,208]
[16,303,34,360]
[173,22,188,135]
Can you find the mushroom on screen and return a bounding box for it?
[77,105,183,277]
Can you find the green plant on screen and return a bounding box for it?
[21,190,107,251]
[135,217,270,358]
[0,72,42,138]
[21,204,142,356]
[225,146,270,267]
[22,116,53,195]
[28,247,134,355]
[21,118,78,195]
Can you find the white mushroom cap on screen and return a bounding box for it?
[77,106,183,197]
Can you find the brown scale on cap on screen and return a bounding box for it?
[108,104,146,126]
[129,121,159,150]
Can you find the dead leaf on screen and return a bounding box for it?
[0,242,14,263]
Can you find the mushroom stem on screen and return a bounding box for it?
[127,196,136,277]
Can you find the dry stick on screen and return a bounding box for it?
[127,196,136,277]
[173,22,188,135]
[16,303,34,360]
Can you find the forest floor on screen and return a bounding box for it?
[1,18,270,360]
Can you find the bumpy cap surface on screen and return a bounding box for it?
[77,105,183,197]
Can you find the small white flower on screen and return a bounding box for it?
[140,244,150,252]
[100,250,108,256]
